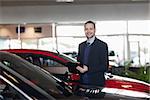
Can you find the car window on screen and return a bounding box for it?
[15,53,66,68]
[43,58,64,67]
[1,59,57,91]
[59,53,77,63]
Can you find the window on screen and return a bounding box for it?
[43,59,63,67]
[16,26,25,33]
[34,27,42,33]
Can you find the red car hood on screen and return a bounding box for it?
[103,73,150,98]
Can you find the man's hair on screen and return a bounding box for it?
[84,20,96,29]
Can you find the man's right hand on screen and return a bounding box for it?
[76,65,88,73]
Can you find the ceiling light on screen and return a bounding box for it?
[56,0,74,3]
[131,0,147,1]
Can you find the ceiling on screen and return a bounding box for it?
[0,0,149,6]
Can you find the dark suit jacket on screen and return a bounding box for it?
[77,37,109,87]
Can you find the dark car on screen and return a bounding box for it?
[0,51,82,100]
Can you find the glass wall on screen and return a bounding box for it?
[55,20,150,66]
[0,20,150,66]
[0,38,10,49]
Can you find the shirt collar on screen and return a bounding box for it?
[86,36,95,45]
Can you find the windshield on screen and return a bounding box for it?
[59,53,77,63]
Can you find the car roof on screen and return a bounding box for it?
[1,49,69,63]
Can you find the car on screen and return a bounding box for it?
[74,72,150,99]
[1,51,149,100]
[1,49,150,99]
[0,51,82,100]
[0,49,80,90]
[104,73,150,99]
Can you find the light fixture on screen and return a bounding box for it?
[131,0,147,1]
[56,0,74,3]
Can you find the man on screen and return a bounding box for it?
[76,20,109,88]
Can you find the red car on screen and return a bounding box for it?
[1,49,150,99]
[0,49,80,87]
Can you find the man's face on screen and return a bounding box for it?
[84,23,95,39]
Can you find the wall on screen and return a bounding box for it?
[0,24,52,39]
[0,3,149,24]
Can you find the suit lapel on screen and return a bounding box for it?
[81,42,86,62]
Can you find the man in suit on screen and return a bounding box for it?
[76,20,109,88]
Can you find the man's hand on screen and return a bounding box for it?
[76,65,88,73]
